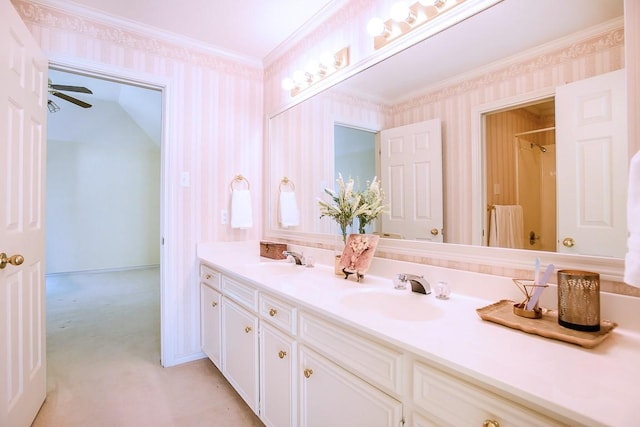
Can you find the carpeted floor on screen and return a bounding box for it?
[32,267,263,427]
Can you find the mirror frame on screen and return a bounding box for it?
[264,1,627,284]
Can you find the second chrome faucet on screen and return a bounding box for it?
[394,274,432,295]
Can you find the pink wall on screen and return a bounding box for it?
[13,0,264,364]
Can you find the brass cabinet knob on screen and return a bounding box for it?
[430,228,439,236]
[0,253,24,270]
[244,326,252,333]
[562,237,575,248]
[269,308,277,317]
[211,301,218,308]
[483,420,499,427]
[303,368,313,378]
[205,274,212,280]
[278,350,287,359]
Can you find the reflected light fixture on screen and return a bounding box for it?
[281,47,350,97]
[367,0,465,49]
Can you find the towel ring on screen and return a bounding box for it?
[230,174,250,192]
[279,177,295,192]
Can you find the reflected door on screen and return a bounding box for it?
[1,2,48,426]
[380,119,443,241]
[556,69,627,257]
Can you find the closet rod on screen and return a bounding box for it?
[514,126,555,137]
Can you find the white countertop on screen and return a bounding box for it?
[197,240,640,426]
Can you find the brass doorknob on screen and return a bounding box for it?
[278,350,287,359]
[430,228,439,236]
[303,368,313,378]
[562,237,575,248]
[0,253,24,270]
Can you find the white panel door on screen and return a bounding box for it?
[556,69,627,257]
[380,119,443,241]
[0,2,48,426]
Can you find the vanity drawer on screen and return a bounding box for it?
[200,264,220,291]
[259,293,297,335]
[222,276,258,311]
[299,312,403,395]
[412,360,564,426]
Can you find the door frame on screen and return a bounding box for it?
[48,57,175,366]
[470,88,555,246]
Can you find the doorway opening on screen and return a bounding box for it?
[484,98,556,251]
[45,66,164,360]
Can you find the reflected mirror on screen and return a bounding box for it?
[268,0,626,259]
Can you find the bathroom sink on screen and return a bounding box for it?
[339,289,443,321]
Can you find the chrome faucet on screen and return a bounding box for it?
[396,273,431,295]
[282,251,304,265]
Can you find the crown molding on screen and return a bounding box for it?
[14,0,263,68]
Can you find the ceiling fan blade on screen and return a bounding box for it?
[52,91,92,108]
[49,84,93,94]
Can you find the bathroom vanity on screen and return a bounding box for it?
[197,241,640,427]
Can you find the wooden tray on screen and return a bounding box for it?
[476,300,617,348]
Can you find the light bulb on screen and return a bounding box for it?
[293,70,310,85]
[307,59,321,75]
[281,77,295,91]
[366,17,386,37]
[390,2,412,23]
[319,52,336,69]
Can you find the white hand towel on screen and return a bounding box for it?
[488,205,524,249]
[231,189,253,229]
[279,191,300,227]
[625,150,640,287]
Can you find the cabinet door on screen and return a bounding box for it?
[222,297,259,413]
[200,283,222,369]
[299,347,402,427]
[260,323,296,427]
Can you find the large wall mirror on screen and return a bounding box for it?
[267,0,627,280]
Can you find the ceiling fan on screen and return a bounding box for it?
[47,79,93,112]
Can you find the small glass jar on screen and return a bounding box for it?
[435,281,450,299]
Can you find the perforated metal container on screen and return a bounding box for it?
[557,270,600,332]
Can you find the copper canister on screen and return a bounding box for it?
[557,270,600,332]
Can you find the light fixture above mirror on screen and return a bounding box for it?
[281,47,350,97]
[367,0,465,49]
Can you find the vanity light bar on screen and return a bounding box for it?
[368,0,466,50]
[282,47,350,97]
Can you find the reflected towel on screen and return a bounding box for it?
[231,189,253,229]
[625,150,640,287]
[279,191,299,227]
[488,205,524,249]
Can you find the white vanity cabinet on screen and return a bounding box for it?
[199,259,569,427]
[259,293,297,427]
[298,312,404,427]
[299,346,403,427]
[411,360,565,427]
[199,266,222,369]
[221,277,260,413]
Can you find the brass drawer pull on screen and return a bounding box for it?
[205,274,212,280]
[303,368,313,378]
[269,308,277,317]
[211,301,217,308]
[483,420,499,427]
[278,350,287,359]
[244,326,252,333]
